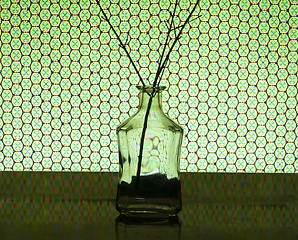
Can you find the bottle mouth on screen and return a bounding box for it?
[136,85,166,92]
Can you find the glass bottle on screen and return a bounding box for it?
[116,85,184,217]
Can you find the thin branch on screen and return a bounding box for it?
[96,0,200,189]
[125,34,129,46]
[170,15,201,31]
[153,0,179,87]
[165,22,170,32]
[153,0,200,87]
[169,12,178,38]
[136,1,200,188]
[135,0,179,187]
[96,0,146,87]
[124,27,130,46]
[156,65,166,90]
[135,95,153,187]
[156,15,201,87]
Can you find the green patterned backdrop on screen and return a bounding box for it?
[0,0,297,172]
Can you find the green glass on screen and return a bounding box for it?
[116,85,183,217]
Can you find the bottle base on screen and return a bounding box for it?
[116,213,181,224]
[116,198,181,219]
[116,174,182,219]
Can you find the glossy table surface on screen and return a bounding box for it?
[0,172,296,240]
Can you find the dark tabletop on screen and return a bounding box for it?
[0,172,297,240]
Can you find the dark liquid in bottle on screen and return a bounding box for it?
[116,173,182,216]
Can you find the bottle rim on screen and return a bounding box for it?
[136,85,166,92]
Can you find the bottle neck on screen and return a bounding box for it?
[137,86,164,111]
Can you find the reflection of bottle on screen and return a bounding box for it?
[116,85,184,217]
[115,215,182,240]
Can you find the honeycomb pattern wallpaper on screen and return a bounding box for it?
[0,0,297,172]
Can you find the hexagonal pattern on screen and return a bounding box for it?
[0,0,297,172]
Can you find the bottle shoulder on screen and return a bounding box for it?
[116,111,183,133]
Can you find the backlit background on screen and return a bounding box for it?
[0,0,297,172]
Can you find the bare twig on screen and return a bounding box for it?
[135,94,153,187]
[153,0,179,87]
[135,0,180,187]
[125,29,130,46]
[96,0,146,87]
[170,15,201,31]
[165,22,170,32]
[169,12,178,38]
[153,0,200,87]
[96,0,200,189]
[136,1,200,187]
